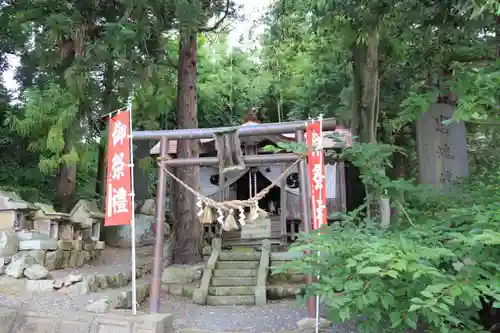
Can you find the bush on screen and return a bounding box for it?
[275,172,500,333]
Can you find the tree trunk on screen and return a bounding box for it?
[96,61,117,209]
[55,134,77,213]
[172,29,203,264]
[351,29,379,144]
[391,129,410,180]
[351,29,385,224]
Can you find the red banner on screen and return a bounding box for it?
[306,121,327,230]
[105,109,133,226]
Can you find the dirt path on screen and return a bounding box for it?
[158,294,357,333]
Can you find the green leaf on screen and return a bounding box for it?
[424,284,449,294]
[389,311,403,328]
[358,266,382,274]
[384,270,399,278]
[404,314,418,329]
[339,307,350,322]
[408,304,422,312]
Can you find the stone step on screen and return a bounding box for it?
[206,295,255,306]
[216,261,259,269]
[218,251,261,261]
[210,276,257,286]
[208,286,255,296]
[212,269,257,277]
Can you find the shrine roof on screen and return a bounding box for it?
[150,121,352,155]
[0,190,37,211]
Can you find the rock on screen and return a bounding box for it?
[107,272,129,287]
[95,274,108,290]
[63,273,83,287]
[53,280,64,289]
[168,284,184,296]
[44,250,62,271]
[27,250,45,265]
[83,250,91,261]
[19,239,57,251]
[94,241,106,250]
[85,299,114,313]
[24,264,49,280]
[61,281,90,295]
[83,242,94,251]
[68,250,79,267]
[26,279,55,292]
[57,240,72,251]
[72,240,83,251]
[139,199,156,215]
[5,253,34,278]
[103,214,169,248]
[60,250,70,268]
[75,250,85,267]
[267,285,302,300]
[297,318,331,333]
[0,257,11,265]
[161,264,205,284]
[0,257,10,274]
[115,290,132,309]
[84,274,99,292]
[202,246,212,256]
[0,230,18,257]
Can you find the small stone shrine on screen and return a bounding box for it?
[0,192,107,276]
[0,190,37,231]
[70,199,103,241]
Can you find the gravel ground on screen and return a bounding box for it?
[0,246,157,312]
[158,294,358,333]
[0,246,358,332]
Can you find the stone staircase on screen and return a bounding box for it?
[194,239,270,306]
[207,251,261,306]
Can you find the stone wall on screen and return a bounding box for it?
[0,306,174,333]
[267,252,304,300]
[0,240,106,279]
[161,264,204,297]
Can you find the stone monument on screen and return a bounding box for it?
[416,103,469,188]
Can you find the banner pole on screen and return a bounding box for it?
[315,114,324,333]
[127,96,137,315]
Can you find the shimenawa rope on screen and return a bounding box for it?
[156,157,303,212]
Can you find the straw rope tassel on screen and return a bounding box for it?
[201,206,213,224]
[223,209,238,231]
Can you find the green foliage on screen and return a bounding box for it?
[271,136,499,332]
[275,173,499,332]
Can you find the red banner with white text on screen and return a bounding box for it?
[306,121,327,230]
[105,109,133,226]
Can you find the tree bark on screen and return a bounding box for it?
[391,129,410,180]
[350,29,385,223]
[55,134,76,213]
[351,29,379,144]
[172,29,203,264]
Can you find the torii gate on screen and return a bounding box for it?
[132,118,337,313]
